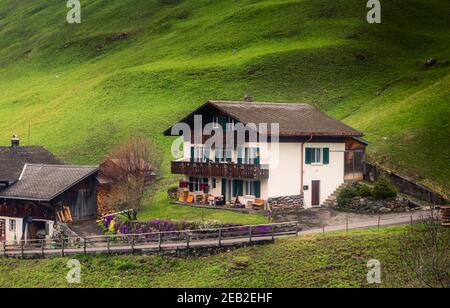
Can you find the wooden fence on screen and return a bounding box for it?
[2,222,300,259]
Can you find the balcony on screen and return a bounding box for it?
[171,160,269,179]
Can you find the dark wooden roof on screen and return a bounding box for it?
[164,101,363,137]
[0,146,64,184]
[0,164,99,201]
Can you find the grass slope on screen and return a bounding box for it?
[0,226,416,288]
[0,0,449,194]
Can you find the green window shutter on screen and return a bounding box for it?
[221,178,227,197]
[215,148,220,162]
[254,148,261,165]
[254,181,261,198]
[305,148,312,164]
[226,148,232,162]
[232,180,244,197]
[323,148,330,165]
[204,147,210,162]
[219,116,227,132]
[190,146,195,162]
[189,177,194,192]
[237,180,244,197]
[237,147,243,164]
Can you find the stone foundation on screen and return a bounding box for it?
[268,194,304,211]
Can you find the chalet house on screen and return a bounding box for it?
[0,138,98,243]
[164,100,367,210]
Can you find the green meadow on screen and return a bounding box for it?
[0,0,449,196]
[0,226,418,288]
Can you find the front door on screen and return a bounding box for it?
[312,181,321,207]
[0,219,5,241]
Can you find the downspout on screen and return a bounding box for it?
[301,135,314,197]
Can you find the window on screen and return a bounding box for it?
[311,148,322,164]
[245,147,260,165]
[189,177,209,192]
[212,178,217,189]
[226,118,235,131]
[215,147,232,162]
[244,181,261,198]
[9,219,16,232]
[212,117,220,129]
[191,145,210,162]
[305,148,330,165]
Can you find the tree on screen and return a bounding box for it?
[399,210,450,288]
[100,137,161,219]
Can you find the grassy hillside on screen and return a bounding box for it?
[0,0,449,195]
[0,227,416,288]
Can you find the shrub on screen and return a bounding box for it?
[372,177,397,199]
[357,184,373,197]
[337,187,358,207]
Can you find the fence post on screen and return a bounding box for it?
[249,226,253,243]
[41,240,45,258]
[378,216,381,231]
[218,229,222,247]
[83,238,87,255]
[61,238,65,257]
[272,225,275,241]
[186,231,190,249]
[21,240,24,259]
[3,241,6,258]
[346,217,349,234]
[158,232,162,253]
[296,222,299,236]
[107,237,111,254]
[131,235,135,255]
[410,215,414,226]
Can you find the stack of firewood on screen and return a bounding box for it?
[56,206,73,224]
[441,206,450,227]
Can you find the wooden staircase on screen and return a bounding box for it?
[322,182,353,208]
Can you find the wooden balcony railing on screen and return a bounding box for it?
[171,160,269,179]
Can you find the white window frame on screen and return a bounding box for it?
[311,148,322,165]
[9,219,16,232]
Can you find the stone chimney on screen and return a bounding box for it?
[11,135,19,147]
[244,94,253,103]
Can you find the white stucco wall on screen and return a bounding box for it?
[0,216,23,243]
[0,217,55,243]
[267,142,302,198]
[302,143,345,207]
[267,142,345,208]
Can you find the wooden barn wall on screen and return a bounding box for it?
[53,175,98,221]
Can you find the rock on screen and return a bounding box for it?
[425,58,437,67]
[379,207,391,213]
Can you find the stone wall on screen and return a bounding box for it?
[365,163,448,205]
[339,196,422,214]
[268,194,304,211]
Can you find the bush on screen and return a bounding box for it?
[357,184,373,197]
[372,177,397,200]
[337,187,358,207]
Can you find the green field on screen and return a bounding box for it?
[0,226,418,288]
[136,191,269,224]
[0,0,449,196]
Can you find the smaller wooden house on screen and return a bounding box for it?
[0,138,99,242]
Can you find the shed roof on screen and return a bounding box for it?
[0,146,64,184]
[0,164,99,201]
